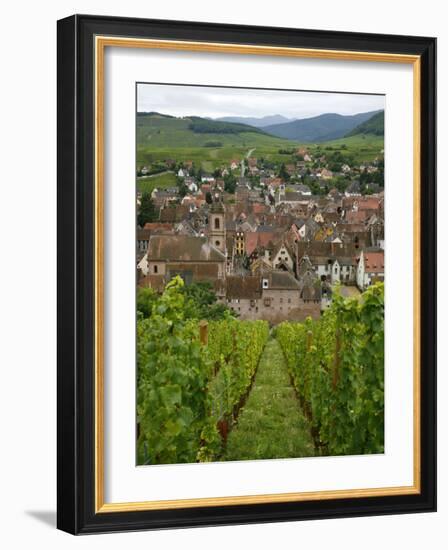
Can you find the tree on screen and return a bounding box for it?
[182,281,236,321]
[138,192,158,226]
[224,173,237,194]
[177,180,188,197]
[205,191,213,204]
[137,280,235,324]
[333,176,349,194]
[137,287,159,319]
[278,163,290,181]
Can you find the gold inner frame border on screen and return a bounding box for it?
[94,35,421,513]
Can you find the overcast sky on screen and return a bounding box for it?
[137,83,384,120]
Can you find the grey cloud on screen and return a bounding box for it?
[137,83,385,119]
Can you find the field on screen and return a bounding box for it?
[136,172,177,194]
[137,136,384,175]
[311,135,384,163]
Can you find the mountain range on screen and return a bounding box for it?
[136,110,384,147]
[263,110,383,142]
[215,114,293,128]
[345,110,384,137]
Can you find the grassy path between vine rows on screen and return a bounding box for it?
[223,337,315,461]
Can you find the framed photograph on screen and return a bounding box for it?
[57,14,436,534]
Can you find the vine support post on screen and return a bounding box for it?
[199,320,208,346]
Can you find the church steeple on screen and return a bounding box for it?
[209,200,226,253]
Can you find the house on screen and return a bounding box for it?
[271,241,295,271]
[250,257,273,275]
[345,209,369,224]
[300,218,320,240]
[356,249,384,290]
[295,184,312,196]
[357,196,382,211]
[320,168,333,180]
[151,188,179,207]
[367,218,385,249]
[234,231,245,256]
[276,191,304,206]
[296,242,358,284]
[244,230,279,258]
[159,204,191,223]
[345,181,362,197]
[267,177,283,191]
[260,271,316,323]
[314,211,325,224]
[145,235,226,287]
[137,253,150,276]
[286,221,304,245]
[175,220,198,236]
[181,195,197,209]
[185,178,198,193]
[224,271,319,323]
[136,228,151,257]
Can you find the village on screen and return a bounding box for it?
[136,147,384,324]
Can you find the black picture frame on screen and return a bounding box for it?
[57,14,436,534]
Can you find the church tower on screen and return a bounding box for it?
[209,200,226,253]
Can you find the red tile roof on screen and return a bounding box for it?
[245,232,278,256]
[364,251,384,273]
[251,203,267,215]
[358,197,381,211]
[345,210,368,224]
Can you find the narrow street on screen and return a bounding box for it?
[224,336,315,461]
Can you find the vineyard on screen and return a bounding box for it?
[137,276,269,464]
[276,282,384,456]
[137,277,384,465]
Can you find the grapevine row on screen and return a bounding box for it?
[137,277,269,465]
[275,283,384,456]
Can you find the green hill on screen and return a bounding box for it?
[345,111,384,137]
[137,112,294,148]
[304,134,384,164]
[264,110,381,142]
